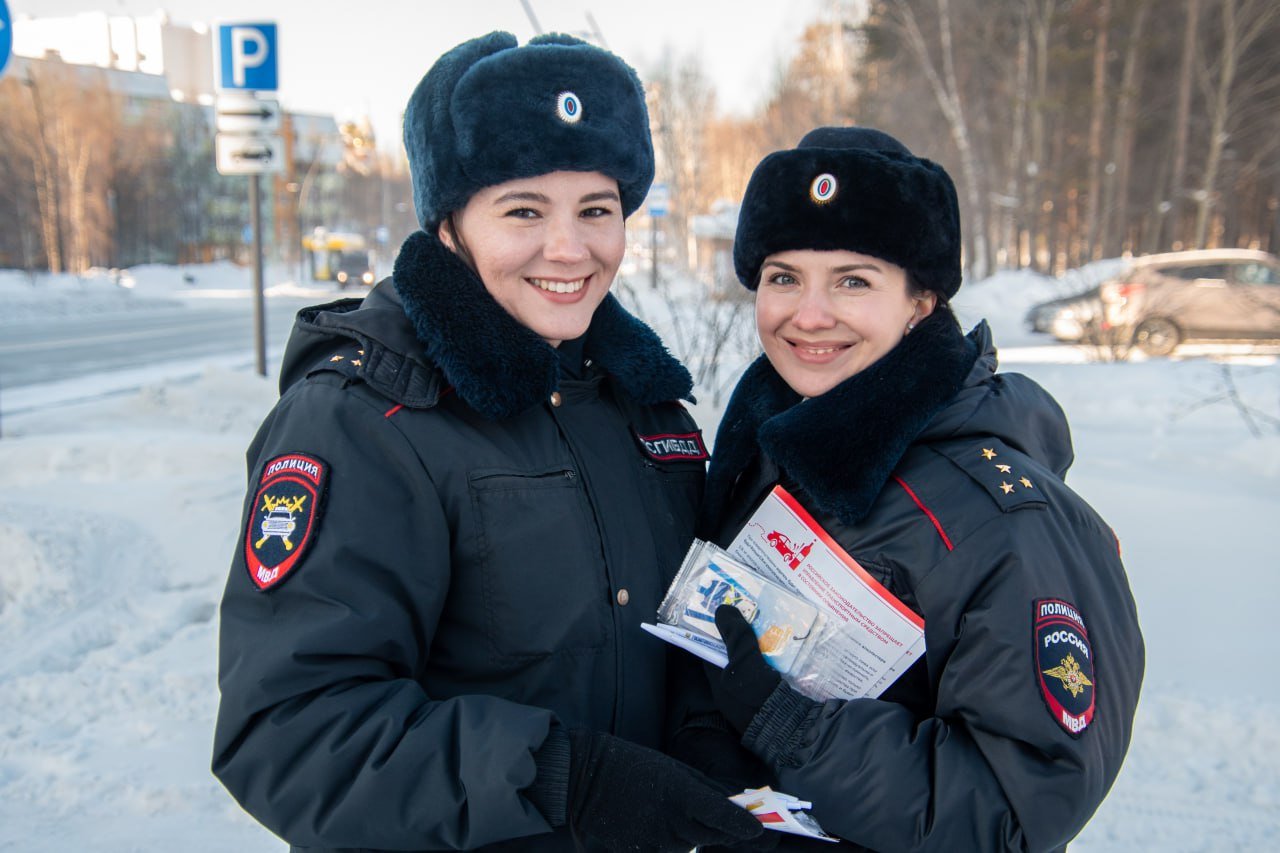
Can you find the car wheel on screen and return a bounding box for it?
[1133,317,1180,356]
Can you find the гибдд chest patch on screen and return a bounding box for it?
[633,429,708,463]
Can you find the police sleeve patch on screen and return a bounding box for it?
[1034,598,1097,737]
[244,453,328,591]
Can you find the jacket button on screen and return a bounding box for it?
[550,391,562,407]
[616,588,630,606]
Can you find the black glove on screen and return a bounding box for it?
[668,712,772,789]
[566,729,764,852]
[709,605,783,734]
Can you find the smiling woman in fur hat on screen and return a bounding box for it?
[697,128,1145,851]
[211,32,762,853]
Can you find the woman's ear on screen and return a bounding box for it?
[912,291,939,323]
[437,219,456,251]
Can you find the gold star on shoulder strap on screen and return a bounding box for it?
[944,439,1048,511]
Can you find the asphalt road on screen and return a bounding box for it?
[0,295,321,390]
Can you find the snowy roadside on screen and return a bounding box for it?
[1,264,1278,850]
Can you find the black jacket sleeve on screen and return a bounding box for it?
[743,513,1143,853]
[212,380,561,850]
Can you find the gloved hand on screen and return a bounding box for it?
[668,712,772,791]
[708,605,783,734]
[566,729,764,852]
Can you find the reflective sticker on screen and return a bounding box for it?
[556,91,583,124]
[810,173,837,204]
[1034,598,1097,737]
[633,429,709,462]
[244,453,328,591]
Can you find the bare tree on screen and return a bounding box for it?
[1100,0,1151,259]
[886,0,990,278]
[23,67,66,274]
[1083,0,1111,260]
[1192,0,1280,248]
[646,50,717,268]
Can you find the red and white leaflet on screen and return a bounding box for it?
[727,485,925,699]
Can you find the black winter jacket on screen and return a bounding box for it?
[213,231,709,851]
[700,312,1144,853]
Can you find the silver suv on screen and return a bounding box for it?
[1035,249,1280,356]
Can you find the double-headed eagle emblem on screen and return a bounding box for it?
[1042,653,1094,698]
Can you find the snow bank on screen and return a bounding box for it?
[1,264,1278,850]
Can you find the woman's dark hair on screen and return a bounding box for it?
[441,213,478,273]
[906,269,949,312]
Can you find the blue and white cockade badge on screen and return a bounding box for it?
[810,173,837,204]
[556,91,583,124]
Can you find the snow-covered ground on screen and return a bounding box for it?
[1,261,1278,851]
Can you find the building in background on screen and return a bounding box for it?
[0,11,415,275]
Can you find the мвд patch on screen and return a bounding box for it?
[1034,598,1096,737]
[244,453,328,591]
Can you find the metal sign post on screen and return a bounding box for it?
[214,22,280,377]
[647,183,669,290]
[248,175,266,376]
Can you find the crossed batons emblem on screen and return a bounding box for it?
[255,493,308,551]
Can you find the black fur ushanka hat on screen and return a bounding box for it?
[403,31,655,231]
[733,126,962,300]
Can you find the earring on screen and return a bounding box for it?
[905,321,916,334]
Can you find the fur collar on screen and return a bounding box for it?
[392,229,693,420]
[705,310,978,527]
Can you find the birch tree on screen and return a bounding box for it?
[887,0,990,278]
[1192,0,1280,248]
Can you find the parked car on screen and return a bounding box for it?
[1026,249,1280,355]
[1024,287,1102,337]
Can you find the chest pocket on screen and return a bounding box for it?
[637,458,704,580]
[468,464,609,659]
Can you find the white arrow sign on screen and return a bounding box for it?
[216,134,284,175]
[216,96,281,134]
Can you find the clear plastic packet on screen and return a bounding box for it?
[650,540,841,693]
[648,539,923,702]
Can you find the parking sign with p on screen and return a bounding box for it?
[1,0,13,80]
[217,22,278,91]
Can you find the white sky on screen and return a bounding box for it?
[20,0,832,152]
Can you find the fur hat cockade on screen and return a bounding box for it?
[733,126,962,300]
[403,31,655,230]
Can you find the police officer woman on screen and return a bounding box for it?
[212,32,762,853]
[697,127,1144,851]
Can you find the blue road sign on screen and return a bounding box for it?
[217,22,278,91]
[648,182,670,218]
[1,0,13,80]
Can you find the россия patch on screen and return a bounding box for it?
[1034,598,1096,737]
